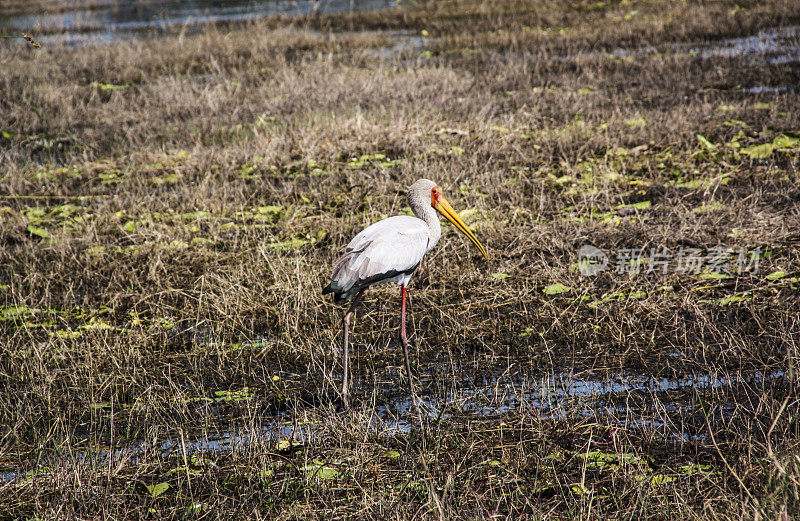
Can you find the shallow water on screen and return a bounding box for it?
[367,31,424,59]
[546,24,799,73]
[373,366,785,438]
[688,25,800,65]
[0,0,398,47]
[2,366,785,483]
[745,85,793,94]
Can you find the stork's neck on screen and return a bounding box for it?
[411,201,441,252]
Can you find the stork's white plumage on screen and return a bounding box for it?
[323,178,487,407]
[325,216,431,300]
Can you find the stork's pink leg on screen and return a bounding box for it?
[341,289,364,408]
[400,285,416,403]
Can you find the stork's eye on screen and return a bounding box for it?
[430,187,440,206]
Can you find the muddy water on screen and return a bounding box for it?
[0,0,398,46]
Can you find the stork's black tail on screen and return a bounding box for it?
[322,282,345,302]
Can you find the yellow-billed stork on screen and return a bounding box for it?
[323,178,487,407]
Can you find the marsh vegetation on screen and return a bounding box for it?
[1,0,799,518]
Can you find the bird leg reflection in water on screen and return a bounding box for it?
[324,179,487,410]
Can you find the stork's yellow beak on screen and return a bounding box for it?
[434,196,488,259]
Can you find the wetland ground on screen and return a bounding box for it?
[1,0,799,518]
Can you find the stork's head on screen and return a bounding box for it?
[408,178,488,259]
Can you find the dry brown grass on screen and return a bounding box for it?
[0,0,799,518]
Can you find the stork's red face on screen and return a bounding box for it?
[430,186,441,207]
